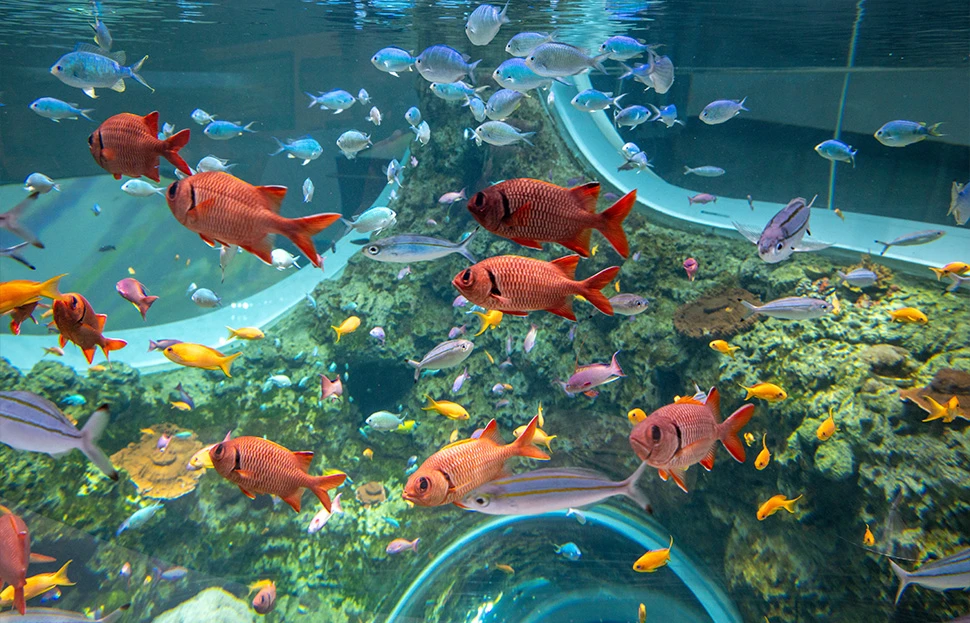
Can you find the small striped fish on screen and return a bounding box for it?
[890,548,970,604]
[458,461,650,515]
[0,392,117,480]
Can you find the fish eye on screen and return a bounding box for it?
[56,65,62,71]
[651,425,662,442]
[418,477,429,492]
[459,269,472,284]
[473,193,486,207]
[775,242,784,251]
[212,444,223,457]
[87,134,93,146]
[474,496,488,506]
[366,245,380,255]
[167,181,179,198]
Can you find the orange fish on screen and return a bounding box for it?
[165,172,340,268]
[403,414,550,507]
[88,112,191,182]
[0,505,54,615]
[452,255,620,321]
[51,293,127,364]
[208,434,346,513]
[629,388,754,493]
[466,179,636,258]
[8,301,41,335]
[115,278,158,321]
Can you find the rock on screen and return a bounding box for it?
[814,439,856,481]
[859,344,917,377]
[152,587,254,623]
[672,287,762,339]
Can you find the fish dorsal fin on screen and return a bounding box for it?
[569,182,600,213]
[479,419,503,444]
[143,111,159,136]
[705,387,722,422]
[440,438,475,451]
[550,255,580,280]
[75,42,125,64]
[292,450,314,472]
[96,313,107,331]
[257,186,287,213]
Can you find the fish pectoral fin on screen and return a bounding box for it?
[657,469,669,481]
[669,469,689,493]
[509,236,544,250]
[83,87,97,99]
[81,347,96,364]
[240,239,275,265]
[792,239,832,252]
[29,553,56,563]
[545,300,577,322]
[199,234,217,248]
[281,491,303,512]
[111,79,126,93]
[699,448,716,471]
[237,485,256,499]
[234,469,254,479]
[731,221,762,244]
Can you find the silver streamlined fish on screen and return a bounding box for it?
[407,339,474,381]
[360,230,477,264]
[458,461,650,515]
[874,229,945,256]
[0,192,43,249]
[0,391,118,480]
[0,604,130,623]
[733,196,831,263]
[889,548,970,604]
[741,296,832,320]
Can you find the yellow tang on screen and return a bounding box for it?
[817,410,836,440]
[0,560,74,607]
[395,420,418,434]
[709,340,740,358]
[471,310,503,336]
[422,395,470,420]
[226,326,265,340]
[331,316,361,342]
[163,342,241,377]
[0,274,65,315]
[757,494,802,520]
[754,434,770,470]
[739,382,787,402]
[632,536,673,573]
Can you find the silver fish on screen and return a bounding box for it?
[116,503,163,535]
[699,97,747,125]
[0,192,43,249]
[492,58,554,92]
[191,288,221,307]
[837,268,877,288]
[465,1,510,47]
[874,120,944,147]
[526,42,608,77]
[303,178,315,203]
[0,391,117,479]
[361,230,477,264]
[683,165,725,177]
[50,44,151,99]
[950,181,969,226]
[506,32,553,57]
[407,339,475,381]
[815,139,857,167]
[460,461,650,515]
[91,18,113,51]
[609,293,649,316]
[875,229,945,256]
[890,548,970,604]
[485,89,526,121]
[733,196,831,263]
[473,121,534,146]
[415,45,481,84]
[0,604,131,622]
[741,296,832,320]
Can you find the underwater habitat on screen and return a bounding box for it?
[2,0,970,621]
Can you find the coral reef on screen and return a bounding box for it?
[899,368,970,419]
[151,588,254,623]
[672,286,762,339]
[110,426,204,500]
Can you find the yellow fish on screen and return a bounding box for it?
[188,445,215,470]
[817,410,837,440]
[495,564,515,575]
[536,402,544,428]
[127,267,136,275]
[739,382,787,402]
[88,364,106,372]
[888,307,928,324]
[831,293,841,315]
[628,408,647,424]
[922,396,960,423]
[331,316,361,342]
[744,432,755,447]
[614,280,621,293]
[928,262,970,280]
[170,401,192,411]
[140,428,155,435]
[513,424,556,450]
[185,259,191,267]
[422,395,469,420]
[248,579,274,593]
[709,339,740,358]
[484,350,495,364]
[471,310,503,336]
[632,536,673,573]
[638,603,646,623]
[0,560,74,607]
[0,274,65,315]
[757,494,802,520]
[226,326,265,340]
[834,208,844,221]
[863,523,875,546]
[42,346,64,357]
[449,429,460,443]
[591,244,599,257]
[754,434,770,470]
[163,342,241,377]
[395,420,418,433]
[363,448,374,460]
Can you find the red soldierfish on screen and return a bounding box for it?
[452,254,620,321]
[208,434,346,512]
[51,293,127,364]
[467,179,636,258]
[115,278,158,321]
[165,171,341,268]
[403,414,550,507]
[89,112,191,182]
[8,301,41,335]
[628,388,754,493]
[0,505,54,615]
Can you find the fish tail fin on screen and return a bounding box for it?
[874,240,890,256]
[411,537,420,553]
[466,59,482,85]
[220,351,242,377]
[14,586,25,615]
[161,129,192,175]
[520,131,536,146]
[609,350,625,377]
[621,461,651,511]
[52,560,76,586]
[511,414,551,460]
[596,189,635,258]
[921,397,948,422]
[718,403,755,463]
[128,55,153,92]
[138,296,159,320]
[591,52,610,74]
[457,228,478,264]
[282,212,342,268]
[270,136,286,156]
[226,326,239,339]
[740,300,757,318]
[39,273,67,300]
[927,122,945,137]
[310,472,347,513]
[80,108,95,121]
[579,266,621,315]
[618,62,634,80]
[929,267,945,280]
[80,405,118,480]
[889,560,913,605]
[331,325,342,342]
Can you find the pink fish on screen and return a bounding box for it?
[438,188,467,204]
[448,325,466,339]
[386,537,420,554]
[451,367,471,393]
[115,278,159,321]
[523,324,538,353]
[156,433,172,453]
[683,257,698,281]
[397,266,411,280]
[320,374,343,402]
[564,351,624,394]
[629,387,754,493]
[453,295,469,308]
[369,327,386,345]
[687,193,717,206]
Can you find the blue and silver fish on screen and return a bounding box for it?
[836,268,877,288]
[526,42,608,78]
[950,181,969,226]
[306,89,357,113]
[407,339,475,382]
[506,32,553,57]
[415,45,481,84]
[485,89,526,120]
[116,503,163,536]
[554,542,582,561]
[50,44,152,98]
[270,137,323,165]
[599,35,652,60]
[204,120,256,140]
[0,391,117,479]
[371,47,416,77]
[890,548,970,604]
[614,105,653,129]
[741,296,833,320]
[361,230,477,264]
[733,196,831,263]
[405,106,422,127]
[452,367,471,393]
[620,53,675,94]
[343,207,397,235]
[874,229,945,256]
[465,1,511,46]
[815,139,857,167]
[648,103,683,128]
[465,97,487,122]
[29,97,94,122]
[430,81,483,102]
[365,411,405,432]
[699,97,748,125]
[60,394,86,406]
[570,89,625,113]
[473,121,534,146]
[492,58,553,93]
[683,165,725,177]
[874,120,944,147]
